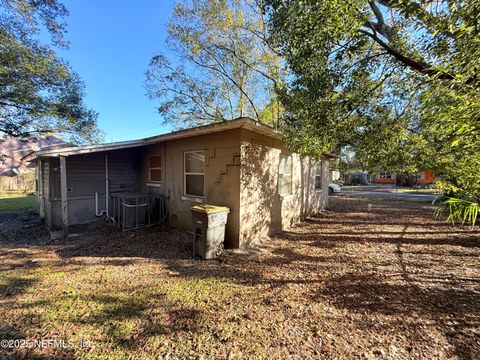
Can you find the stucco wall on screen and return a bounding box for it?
[239,129,329,247]
[138,129,241,248]
[39,126,328,248]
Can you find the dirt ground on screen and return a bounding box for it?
[0,196,479,359]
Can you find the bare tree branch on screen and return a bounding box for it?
[359,29,455,80]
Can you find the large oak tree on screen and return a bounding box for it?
[0,0,101,144]
[146,0,285,128]
[263,0,479,206]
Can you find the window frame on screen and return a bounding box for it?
[148,155,162,183]
[278,154,293,196]
[184,150,205,198]
[379,171,392,179]
[315,161,323,192]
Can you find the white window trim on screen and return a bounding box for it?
[184,150,205,198]
[278,154,293,196]
[148,155,162,183]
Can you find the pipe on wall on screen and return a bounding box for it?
[94,153,109,217]
[94,191,105,217]
[105,153,109,216]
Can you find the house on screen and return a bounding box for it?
[0,136,66,191]
[329,169,340,182]
[414,170,435,185]
[349,171,370,185]
[24,118,331,248]
[374,170,435,186]
[374,171,396,184]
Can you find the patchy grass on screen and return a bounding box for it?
[0,194,35,213]
[0,198,479,359]
[402,188,439,195]
[342,184,438,194]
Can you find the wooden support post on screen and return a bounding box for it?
[37,160,45,218]
[60,156,68,236]
[35,160,39,209]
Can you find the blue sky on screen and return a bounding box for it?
[58,0,176,142]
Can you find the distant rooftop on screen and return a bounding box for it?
[1,136,66,176]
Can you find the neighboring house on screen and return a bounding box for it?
[349,171,370,185]
[374,170,435,186]
[374,171,396,184]
[329,169,340,182]
[24,118,332,248]
[0,136,66,191]
[415,170,435,184]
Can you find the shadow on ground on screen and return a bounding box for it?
[0,196,479,358]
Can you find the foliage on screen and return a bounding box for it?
[434,197,479,226]
[262,0,480,212]
[146,0,285,128]
[336,148,368,181]
[0,0,101,144]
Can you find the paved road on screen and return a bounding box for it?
[337,189,437,202]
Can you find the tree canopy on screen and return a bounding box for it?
[146,0,285,128]
[0,0,101,144]
[262,0,479,202]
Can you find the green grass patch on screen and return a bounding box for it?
[0,194,35,213]
[163,277,236,304]
[402,188,439,195]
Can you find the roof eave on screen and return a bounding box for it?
[23,117,282,161]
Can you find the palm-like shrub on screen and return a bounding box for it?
[434,197,479,226]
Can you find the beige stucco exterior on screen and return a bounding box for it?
[137,129,241,247]
[33,119,330,248]
[238,128,329,247]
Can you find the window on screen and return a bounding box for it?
[315,162,322,191]
[149,155,162,182]
[184,151,205,197]
[379,172,392,179]
[278,155,292,195]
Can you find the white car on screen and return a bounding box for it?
[328,183,342,195]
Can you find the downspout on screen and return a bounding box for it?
[95,153,109,217]
[105,153,109,217]
[38,159,45,218]
[165,141,170,199]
